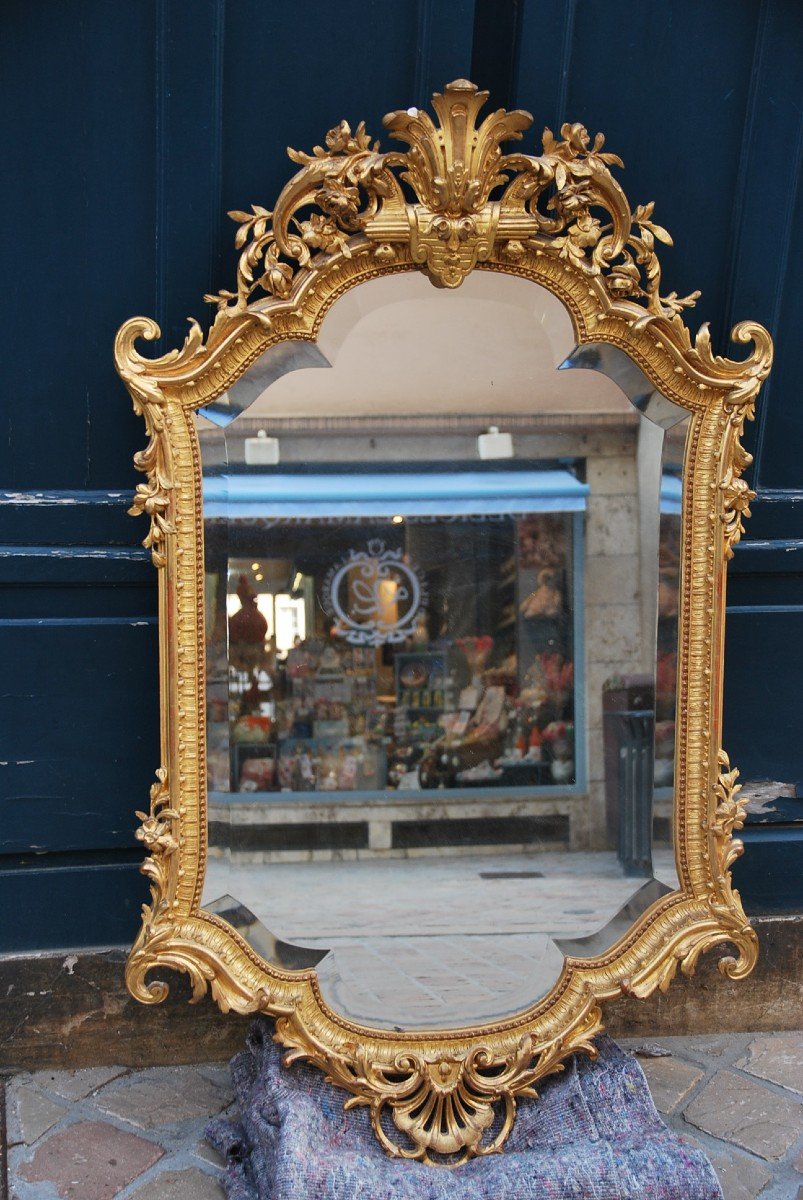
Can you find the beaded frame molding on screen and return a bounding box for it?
[115,81,772,1165]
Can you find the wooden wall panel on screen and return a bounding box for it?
[0,620,158,855]
[0,0,800,949]
[0,859,145,954]
[516,0,762,345]
[0,4,159,490]
[514,0,803,911]
[0,0,476,949]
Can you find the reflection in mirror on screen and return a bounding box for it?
[200,272,687,1029]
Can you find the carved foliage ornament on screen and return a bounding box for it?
[115,82,772,1166]
[204,79,702,308]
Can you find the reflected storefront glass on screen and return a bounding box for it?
[206,501,581,802]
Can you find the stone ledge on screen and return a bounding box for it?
[605,912,803,1039]
[1,913,800,1071]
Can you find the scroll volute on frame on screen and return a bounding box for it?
[115,81,772,1165]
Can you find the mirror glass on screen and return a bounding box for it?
[199,272,687,1028]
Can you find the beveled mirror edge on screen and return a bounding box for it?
[114,81,772,1165]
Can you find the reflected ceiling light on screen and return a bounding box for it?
[251,562,260,571]
[255,572,264,582]
[477,425,514,460]
[244,428,280,465]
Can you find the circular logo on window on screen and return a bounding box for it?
[322,539,426,646]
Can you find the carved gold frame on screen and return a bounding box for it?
[115,81,772,1165]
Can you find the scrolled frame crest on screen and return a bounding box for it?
[114,81,772,1166]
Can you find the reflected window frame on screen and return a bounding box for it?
[202,453,590,807]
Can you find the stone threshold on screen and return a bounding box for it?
[0,913,799,1072]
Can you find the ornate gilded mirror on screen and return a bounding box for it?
[115,81,772,1164]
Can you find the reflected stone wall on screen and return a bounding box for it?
[584,424,643,850]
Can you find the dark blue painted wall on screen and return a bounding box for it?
[0,0,800,949]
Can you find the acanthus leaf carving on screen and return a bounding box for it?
[720,405,756,560]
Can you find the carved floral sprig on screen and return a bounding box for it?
[720,468,755,558]
[708,750,748,879]
[720,415,756,559]
[128,459,174,569]
[606,200,701,317]
[115,318,177,570]
[135,768,180,931]
[204,203,354,309]
[204,121,388,313]
[531,124,700,318]
[702,750,759,983]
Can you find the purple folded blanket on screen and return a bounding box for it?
[206,1022,721,1200]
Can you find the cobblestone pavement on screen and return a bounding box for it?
[3,1032,801,1198]
[204,850,680,942]
[618,1033,803,1200]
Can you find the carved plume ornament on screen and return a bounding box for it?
[115,82,772,1166]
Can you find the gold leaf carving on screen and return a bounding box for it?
[113,81,774,1165]
[274,1005,603,1166]
[114,318,176,568]
[202,80,713,301]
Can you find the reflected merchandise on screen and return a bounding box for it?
[206,512,579,798]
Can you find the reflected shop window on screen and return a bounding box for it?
[204,478,583,802]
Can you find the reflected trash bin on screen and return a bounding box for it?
[602,675,655,876]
